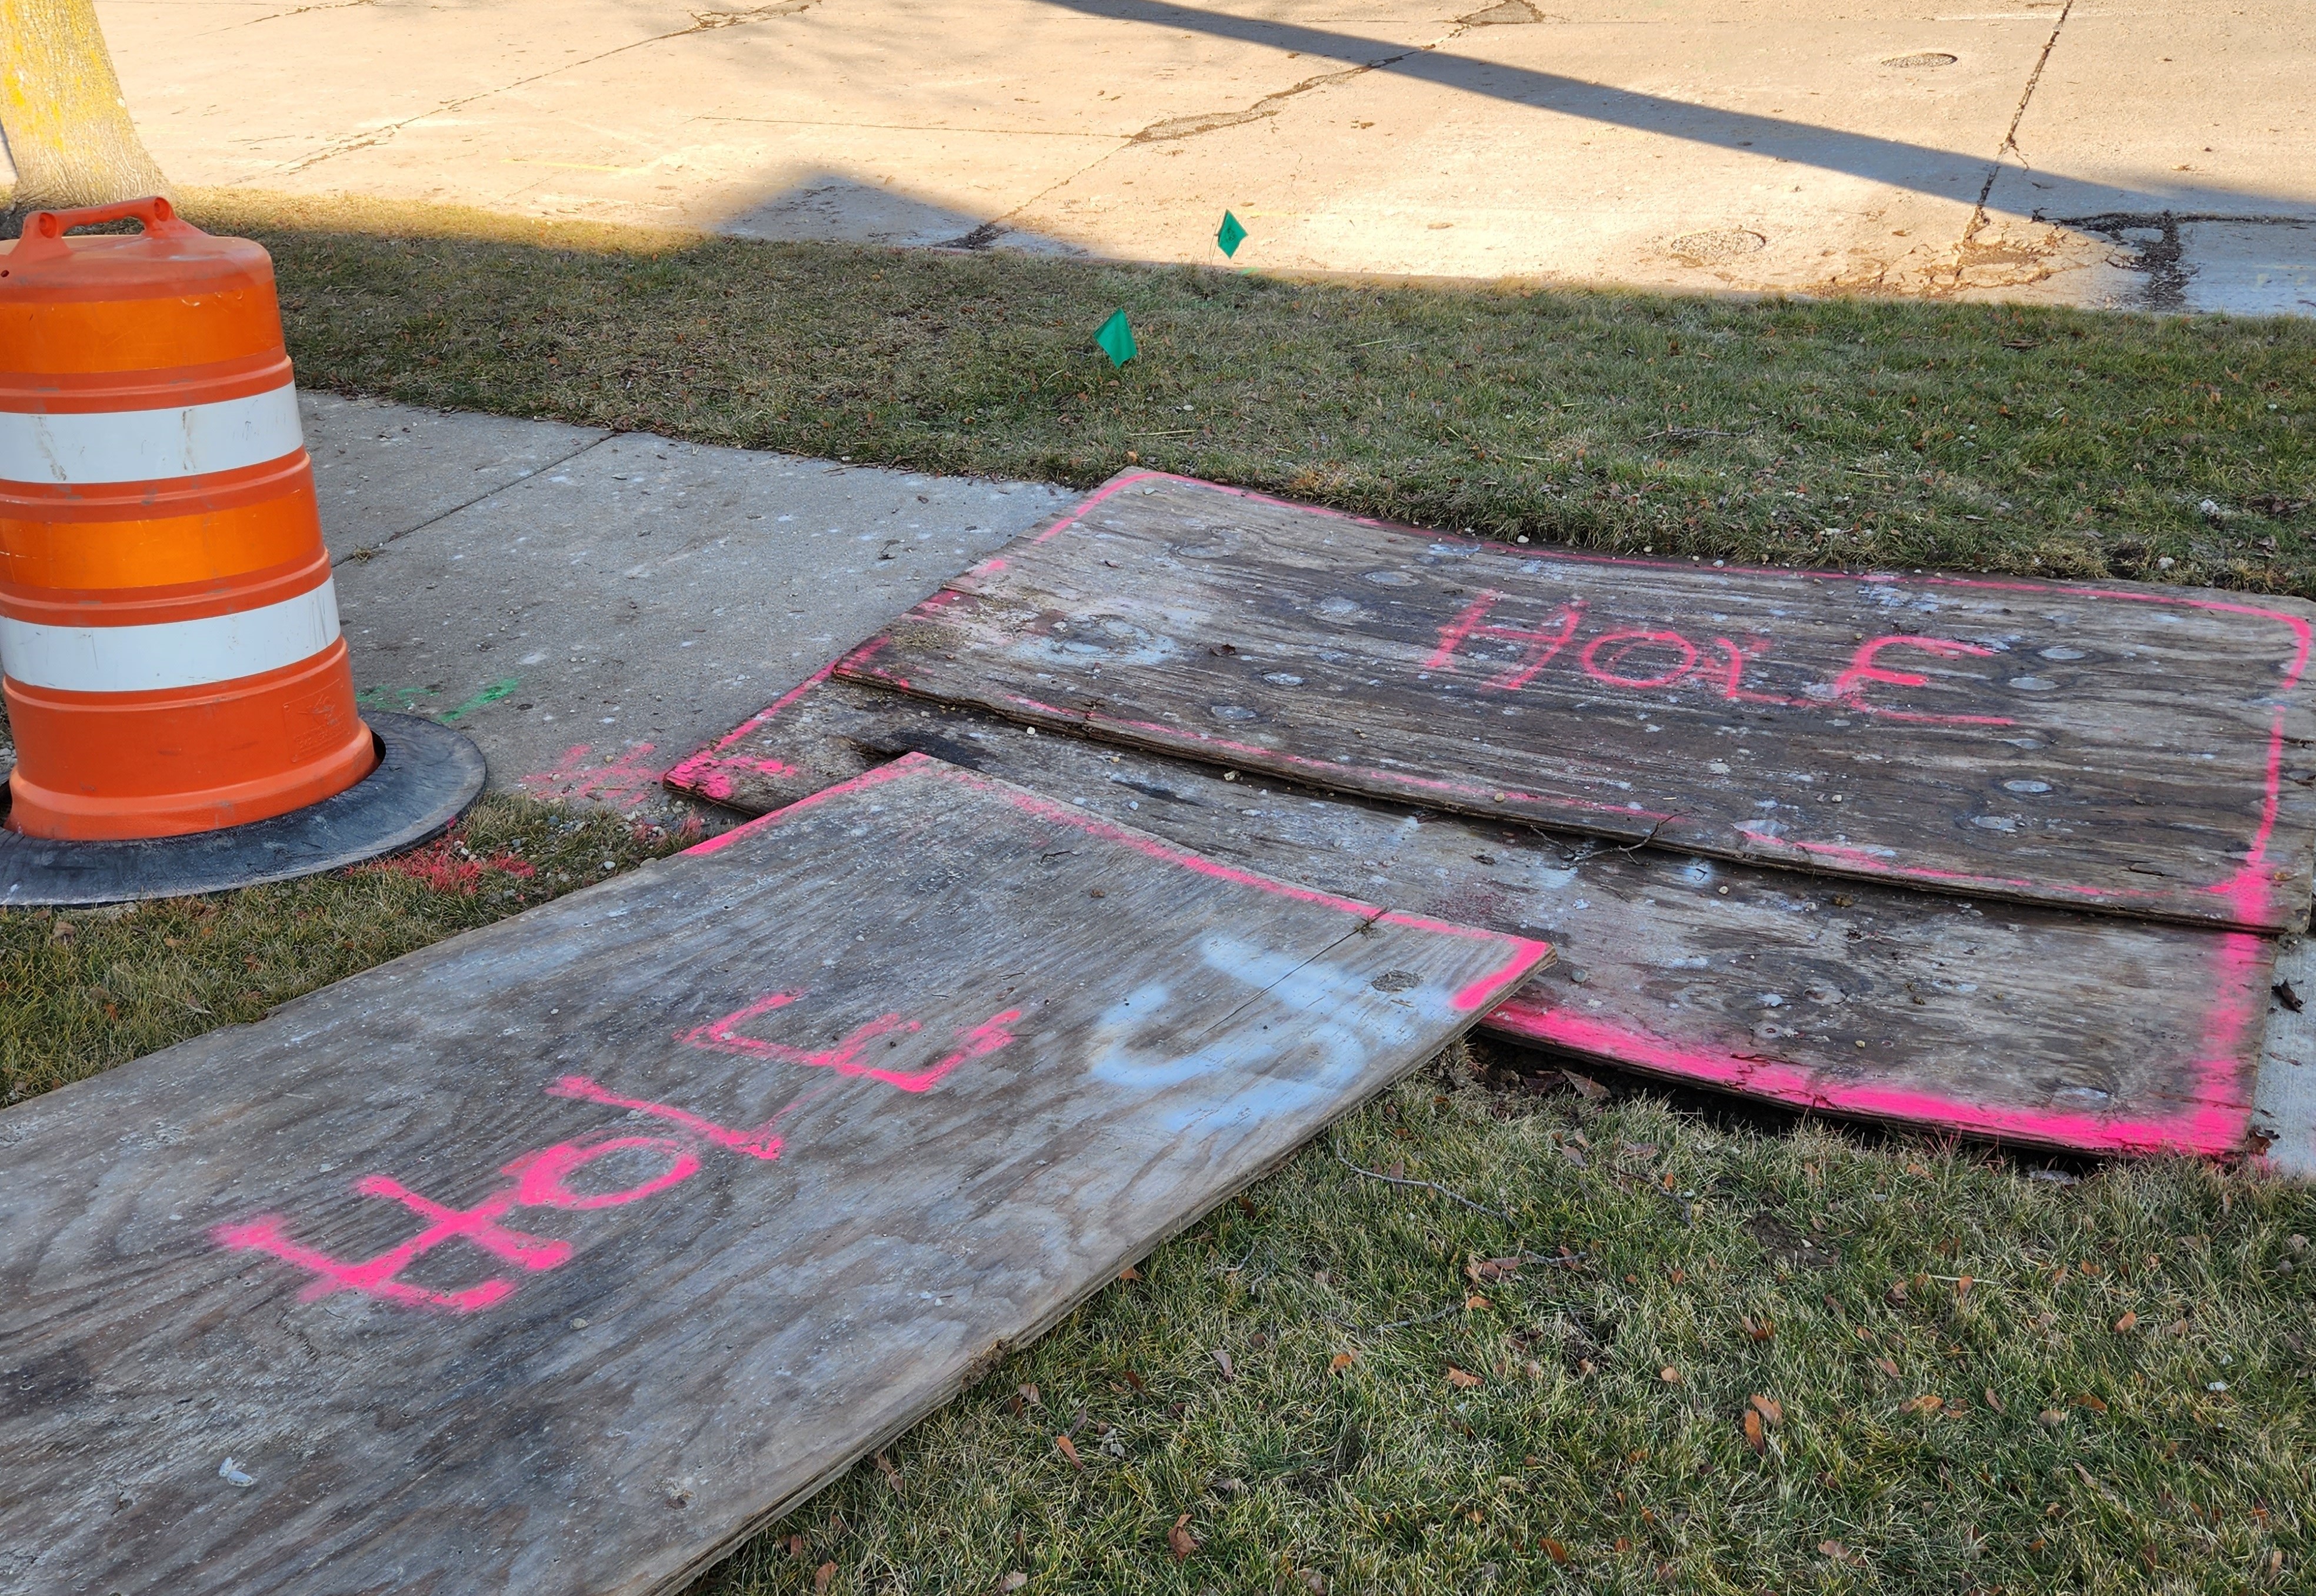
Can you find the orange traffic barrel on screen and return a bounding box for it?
[0,196,375,840]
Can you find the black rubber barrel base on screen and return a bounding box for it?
[0,713,486,907]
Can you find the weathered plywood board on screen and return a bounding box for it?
[832,471,2316,932]
[2252,937,2316,1180]
[0,754,1544,1596]
[665,675,2272,1157]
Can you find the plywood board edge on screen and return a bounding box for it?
[1487,983,2267,1158]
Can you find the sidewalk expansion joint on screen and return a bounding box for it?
[330,433,616,568]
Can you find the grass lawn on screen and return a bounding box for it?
[704,1053,2315,1595]
[8,192,2314,1592]
[195,189,2312,598]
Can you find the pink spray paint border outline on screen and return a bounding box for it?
[660,661,836,801]
[681,673,2263,1156]
[691,470,2302,1155]
[687,750,1548,1015]
[830,468,2314,936]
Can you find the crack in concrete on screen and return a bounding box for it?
[934,139,1120,250]
[275,2,823,176]
[235,0,382,28]
[935,21,1480,252]
[1129,21,1478,146]
[330,433,615,568]
[1459,1,1552,23]
[1132,59,1384,143]
[1960,0,2072,246]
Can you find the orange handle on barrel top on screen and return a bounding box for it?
[9,195,199,261]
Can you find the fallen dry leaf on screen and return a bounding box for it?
[1904,1394,1944,1415]
[1466,1256,1522,1283]
[1659,1366,1681,1384]
[1211,1347,1236,1381]
[1054,1434,1081,1469]
[1740,1314,1775,1341]
[788,1535,808,1560]
[1167,1512,1199,1562]
[1564,1070,1609,1101]
[1955,1274,1974,1298]
[874,1451,902,1489]
[1819,1540,1858,1565]
[1984,1387,2004,1412]
[815,1564,835,1595]
[1749,1394,1783,1427]
[2074,1392,2109,1413]
[1121,1368,1146,1392]
[1018,1383,1042,1408]
[1742,1408,1765,1453]
[1446,1366,1484,1389]
[1000,1574,1028,1593]
[1540,1537,1569,1564]
[1876,1356,1901,1380]
[1118,1265,1142,1282]
[1328,1352,1357,1375]
[1465,1293,1492,1310]
[2114,1310,2139,1334]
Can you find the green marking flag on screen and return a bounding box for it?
[1216,209,1247,258]
[1094,308,1137,368]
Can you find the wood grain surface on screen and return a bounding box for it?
[830,471,2316,932]
[0,754,1544,1596]
[664,675,2273,1157]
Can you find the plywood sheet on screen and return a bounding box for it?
[0,754,1544,1596]
[667,674,2272,1156]
[833,471,2316,932]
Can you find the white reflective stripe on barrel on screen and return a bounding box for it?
[0,579,341,694]
[0,384,305,485]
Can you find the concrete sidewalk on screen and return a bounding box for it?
[80,0,2316,314]
[308,393,1078,825]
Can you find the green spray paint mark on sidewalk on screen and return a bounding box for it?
[440,678,522,724]
[354,678,521,724]
[356,684,441,712]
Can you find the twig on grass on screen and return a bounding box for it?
[1218,1237,1263,1276]
[1331,1141,1514,1222]
[1325,1301,1467,1336]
